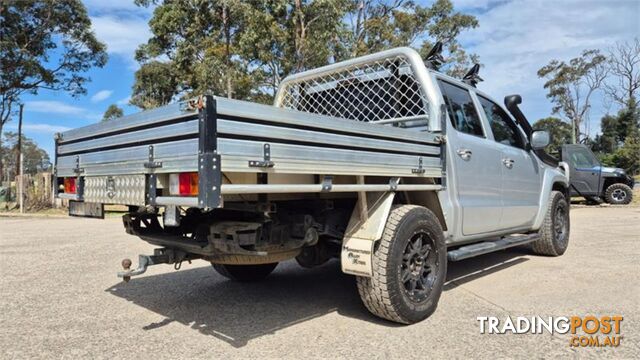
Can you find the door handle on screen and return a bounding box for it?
[502,158,514,169]
[456,148,472,160]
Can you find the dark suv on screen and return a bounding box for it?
[561,144,635,205]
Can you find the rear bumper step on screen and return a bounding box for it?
[447,233,539,261]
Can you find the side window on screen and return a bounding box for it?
[437,80,484,137]
[477,96,524,149]
[567,147,598,168]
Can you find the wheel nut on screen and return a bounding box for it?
[122,258,132,270]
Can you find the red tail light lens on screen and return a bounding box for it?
[64,177,76,194]
[170,172,198,196]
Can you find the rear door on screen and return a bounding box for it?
[437,80,503,235]
[476,95,541,229]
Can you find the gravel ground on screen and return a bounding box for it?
[1,206,639,359]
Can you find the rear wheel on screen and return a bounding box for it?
[532,191,570,256]
[356,205,447,324]
[212,263,278,282]
[604,183,633,205]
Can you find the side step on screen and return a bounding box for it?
[447,233,539,261]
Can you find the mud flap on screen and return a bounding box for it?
[341,192,395,277]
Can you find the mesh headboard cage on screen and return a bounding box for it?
[275,49,430,127]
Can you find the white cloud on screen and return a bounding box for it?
[90,89,113,103]
[84,0,155,67]
[25,101,86,115]
[457,0,640,135]
[23,100,102,123]
[83,0,153,14]
[24,124,72,133]
[116,96,131,106]
[4,123,71,134]
[452,0,502,10]
[90,15,152,67]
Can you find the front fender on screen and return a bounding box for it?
[531,163,569,230]
[601,172,635,188]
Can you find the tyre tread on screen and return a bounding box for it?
[356,205,441,324]
[532,191,568,256]
[604,183,633,205]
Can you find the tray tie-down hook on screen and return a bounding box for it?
[248,143,275,168]
[412,157,426,174]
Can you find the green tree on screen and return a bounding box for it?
[339,0,479,77]
[0,0,107,137]
[130,61,179,109]
[133,0,256,108]
[591,104,639,153]
[0,132,50,179]
[102,104,124,122]
[600,132,640,175]
[617,133,640,175]
[132,0,479,108]
[591,105,639,174]
[615,99,640,139]
[241,0,350,97]
[532,117,572,155]
[591,114,619,153]
[0,0,107,179]
[537,49,608,144]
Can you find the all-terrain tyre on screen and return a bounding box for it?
[604,183,633,205]
[532,191,570,256]
[212,263,278,282]
[356,205,447,324]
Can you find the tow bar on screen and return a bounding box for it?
[117,248,195,282]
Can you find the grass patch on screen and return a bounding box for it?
[0,205,67,216]
[0,203,129,217]
[632,187,640,206]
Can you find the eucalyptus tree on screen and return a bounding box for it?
[538,50,608,143]
[604,38,640,110]
[0,0,107,177]
[132,0,479,107]
[101,104,124,122]
[342,0,479,77]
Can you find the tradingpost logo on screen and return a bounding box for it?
[477,315,623,347]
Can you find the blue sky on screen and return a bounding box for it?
[8,0,640,158]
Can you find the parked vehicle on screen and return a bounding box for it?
[55,45,570,324]
[561,144,634,205]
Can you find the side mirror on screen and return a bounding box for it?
[531,130,550,150]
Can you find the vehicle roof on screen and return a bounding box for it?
[428,69,502,105]
[427,68,523,129]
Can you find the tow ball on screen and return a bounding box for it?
[117,249,192,282]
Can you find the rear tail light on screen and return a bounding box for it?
[64,177,76,194]
[169,172,198,196]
